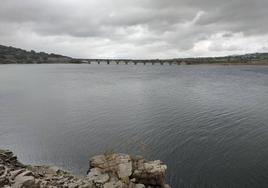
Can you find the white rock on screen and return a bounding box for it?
[118,162,132,179]
[87,168,102,176]
[49,166,60,173]
[103,180,124,188]
[94,173,109,184]
[143,160,167,174]
[10,169,25,179]
[87,170,109,184]
[130,178,136,183]
[13,175,35,188]
[135,184,145,188]
[90,153,133,181]
[164,184,171,188]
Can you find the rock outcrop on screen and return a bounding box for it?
[0,149,170,188]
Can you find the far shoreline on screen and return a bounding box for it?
[1,45,268,66]
[1,62,268,66]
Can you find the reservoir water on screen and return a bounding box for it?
[1,64,268,188]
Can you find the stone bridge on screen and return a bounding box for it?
[78,59,187,65]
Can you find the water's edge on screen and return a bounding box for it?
[0,149,170,188]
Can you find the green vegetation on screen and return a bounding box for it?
[0,45,72,64]
[174,53,268,65]
[0,44,268,64]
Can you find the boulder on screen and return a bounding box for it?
[87,168,110,184]
[13,170,36,188]
[90,153,133,180]
[103,180,124,188]
[89,154,169,187]
[132,160,167,186]
[0,149,170,188]
[135,184,145,188]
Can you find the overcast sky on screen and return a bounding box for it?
[0,0,268,59]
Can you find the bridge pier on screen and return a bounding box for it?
[78,59,190,66]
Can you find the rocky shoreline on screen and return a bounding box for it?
[0,149,170,188]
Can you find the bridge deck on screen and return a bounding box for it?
[78,59,186,65]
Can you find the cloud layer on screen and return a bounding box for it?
[0,0,268,58]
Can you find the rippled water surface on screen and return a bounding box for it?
[1,64,268,188]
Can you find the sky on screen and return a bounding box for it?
[0,0,268,59]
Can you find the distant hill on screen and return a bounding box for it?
[175,52,268,64]
[0,44,268,64]
[0,45,73,64]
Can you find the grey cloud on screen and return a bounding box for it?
[0,0,267,58]
[196,0,268,34]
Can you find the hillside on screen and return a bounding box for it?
[0,45,72,64]
[0,44,268,64]
[176,53,268,64]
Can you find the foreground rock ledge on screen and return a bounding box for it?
[0,149,170,188]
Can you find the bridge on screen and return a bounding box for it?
[76,59,187,65]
